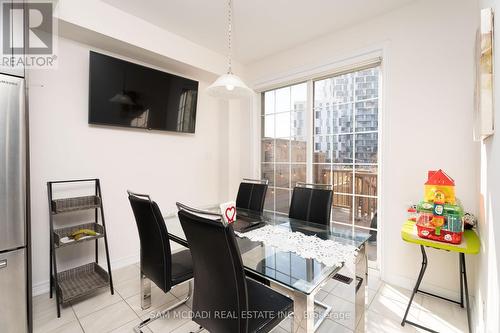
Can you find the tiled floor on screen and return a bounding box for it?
[34,264,469,333]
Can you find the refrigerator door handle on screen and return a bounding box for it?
[0,259,6,269]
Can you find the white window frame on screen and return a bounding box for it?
[312,67,380,232]
[252,48,386,270]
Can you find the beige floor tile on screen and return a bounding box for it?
[269,325,288,333]
[33,294,77,333]
[108,318,153,333]
[112,265,140,285]
[367,268,380,279]
[359,310,422,333]
[79,300,139,333]
[114,276,141,299]
[369,292,420,325]
[367,288,377,307]
[33,264,468,333]
[170,320,206,333]
[71,288,122,319]
[330,281,356,304]
[170,281,191,300]
[125,285,179,317]
[377,283,423,306]
[315,289,329,302]
[417,294,468,333]
[276,314,293,331]
[322,293,356,330]
[367,271,382,291]
[321,278,339,293]
[146,304,191,333]
[317,318,353,333]
[44,320,83,333]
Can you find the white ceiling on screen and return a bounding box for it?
[102,0,416,65]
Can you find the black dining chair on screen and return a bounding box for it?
[289,182,333,225]
[127,191,194,333]
[176,202,293,333]
[236,178,269,212]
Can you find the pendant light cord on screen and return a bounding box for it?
[227,0,232,74]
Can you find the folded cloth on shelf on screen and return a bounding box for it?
[236,225,357,267]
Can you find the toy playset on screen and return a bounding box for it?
[411,170,464,244]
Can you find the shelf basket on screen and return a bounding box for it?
[57,263,110,304]
[53,223,105,248]
[51,195,101,214]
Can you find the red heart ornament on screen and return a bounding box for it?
[225,206,236,223]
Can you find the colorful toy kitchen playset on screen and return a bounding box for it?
[408,170,465,244]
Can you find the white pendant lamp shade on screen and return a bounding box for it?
[207,73,253,99]
[207,0,253,99]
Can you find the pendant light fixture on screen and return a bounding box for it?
[207,0,253,99]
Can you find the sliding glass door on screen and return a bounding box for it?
[260,64,381,263]
[313,67,379,262]
[261,83,308,214]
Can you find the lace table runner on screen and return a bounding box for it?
[236,225,357,267]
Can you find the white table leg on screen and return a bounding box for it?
[267,245,368,333]
[355,244,368,332]
[291,290,315,333]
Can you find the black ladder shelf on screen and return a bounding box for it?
[47,179,114,318]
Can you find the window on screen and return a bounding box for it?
[313,67,379,262]
[260,63,381,263]
[261,83,307,213]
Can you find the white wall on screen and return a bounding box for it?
[29,37,233,293]
[54,0,243,76]
[246,0,480,300]
[227,98,255,198]
[476,1,500,332]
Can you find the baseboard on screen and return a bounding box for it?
[32,254,140,297]
[109,253,140,271]
[32,280,51,297]
[383,272,463,302]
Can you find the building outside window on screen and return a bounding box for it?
[260,64,381,263]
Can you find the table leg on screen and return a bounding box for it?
[269,245,367,332]
[401,245,428,327]
[355,244,368,332]
[402,247,471,333]
[292,289,315,333]
[460,253,472,333]
[460,254,464,308]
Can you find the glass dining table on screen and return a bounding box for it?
[164,208,371,333]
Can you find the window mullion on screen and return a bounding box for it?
[352,75,356,229]
[289,86,292,205]
[273,91,277,212]
[306,80,314,183]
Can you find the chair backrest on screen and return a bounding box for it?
[128,191,172,292]
[177,203,248,333]
[236,178,269,212]
[289,183,333,225]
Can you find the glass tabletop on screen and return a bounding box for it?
[164,208,371,295]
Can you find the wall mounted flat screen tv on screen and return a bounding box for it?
[89,51,198,133]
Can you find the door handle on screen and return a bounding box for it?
[0,259,6,269]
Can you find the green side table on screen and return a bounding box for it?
[400,220,480,333]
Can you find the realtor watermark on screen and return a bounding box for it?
[149,309,352,321]
[1,0,57,69]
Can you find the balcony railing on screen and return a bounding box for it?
[328,168,377,225]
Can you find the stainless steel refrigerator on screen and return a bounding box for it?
[0,72,31,333]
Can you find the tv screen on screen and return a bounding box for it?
[88,51,198,133]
